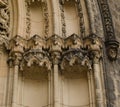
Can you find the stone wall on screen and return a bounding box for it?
[104,0,120,107]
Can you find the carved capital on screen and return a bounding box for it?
[47,34,64,53]
[9,35,26,54]
[84,34,102,63]
[64,33,83,50]
[105,40,119,61]
[28,34,46,51]
[51,52,61,65]
[8,52,22,66]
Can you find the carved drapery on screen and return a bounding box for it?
[97,0,119,61]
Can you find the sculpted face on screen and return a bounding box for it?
[108,47,117,60]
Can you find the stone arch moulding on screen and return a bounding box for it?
[97,0,119,61]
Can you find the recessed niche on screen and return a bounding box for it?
[63,1,80,36]
[29,1,45,37]
[62,72,90,107]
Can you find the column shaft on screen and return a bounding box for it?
[93,63,104,107]
[53,64,60,107]
[12,65,19,107]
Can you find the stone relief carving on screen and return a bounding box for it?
[47,34,64,53]
[0,0,9,48]
[97,0,119,61]
[61,34,91,72]
[25,0,31,38]
[64,33,83,49]
[8,34,103,72]
[75,0,85,37]
[9,35,26,53]
[42,1,49,38]
[8,35,26,66]
[84,34,102,63]
[59,0,66,37]
[27,34,46,51]
[105,40,119,61]
[0,5,9,37]
[22,34,52,70]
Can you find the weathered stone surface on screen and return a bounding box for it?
[0,0,119,107]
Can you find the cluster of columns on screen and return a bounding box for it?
[5,33,106,107]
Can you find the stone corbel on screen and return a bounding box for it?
[8,35,26,66]
[84,34,102,63]
[9,35,26,54]
[47,34,64,53]
[21,35,51,70]
[61,34,91,73]
[105,40,119,61]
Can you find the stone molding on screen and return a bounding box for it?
[97,0,119,61]
[0,0,9,49]
[8,34,102,72]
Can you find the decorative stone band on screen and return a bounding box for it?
[97,0,119,61]
[8,34,102,71]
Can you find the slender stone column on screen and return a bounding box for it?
[52,52,60,107]
[12,53,22,107]
[92,52,104,107]
[84,34,105,107]
[7,59,14,107]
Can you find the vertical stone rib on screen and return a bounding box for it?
[53,64,59,107]
[93,62,104,107]
[12,64,19,107]
[51,0,60,34]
